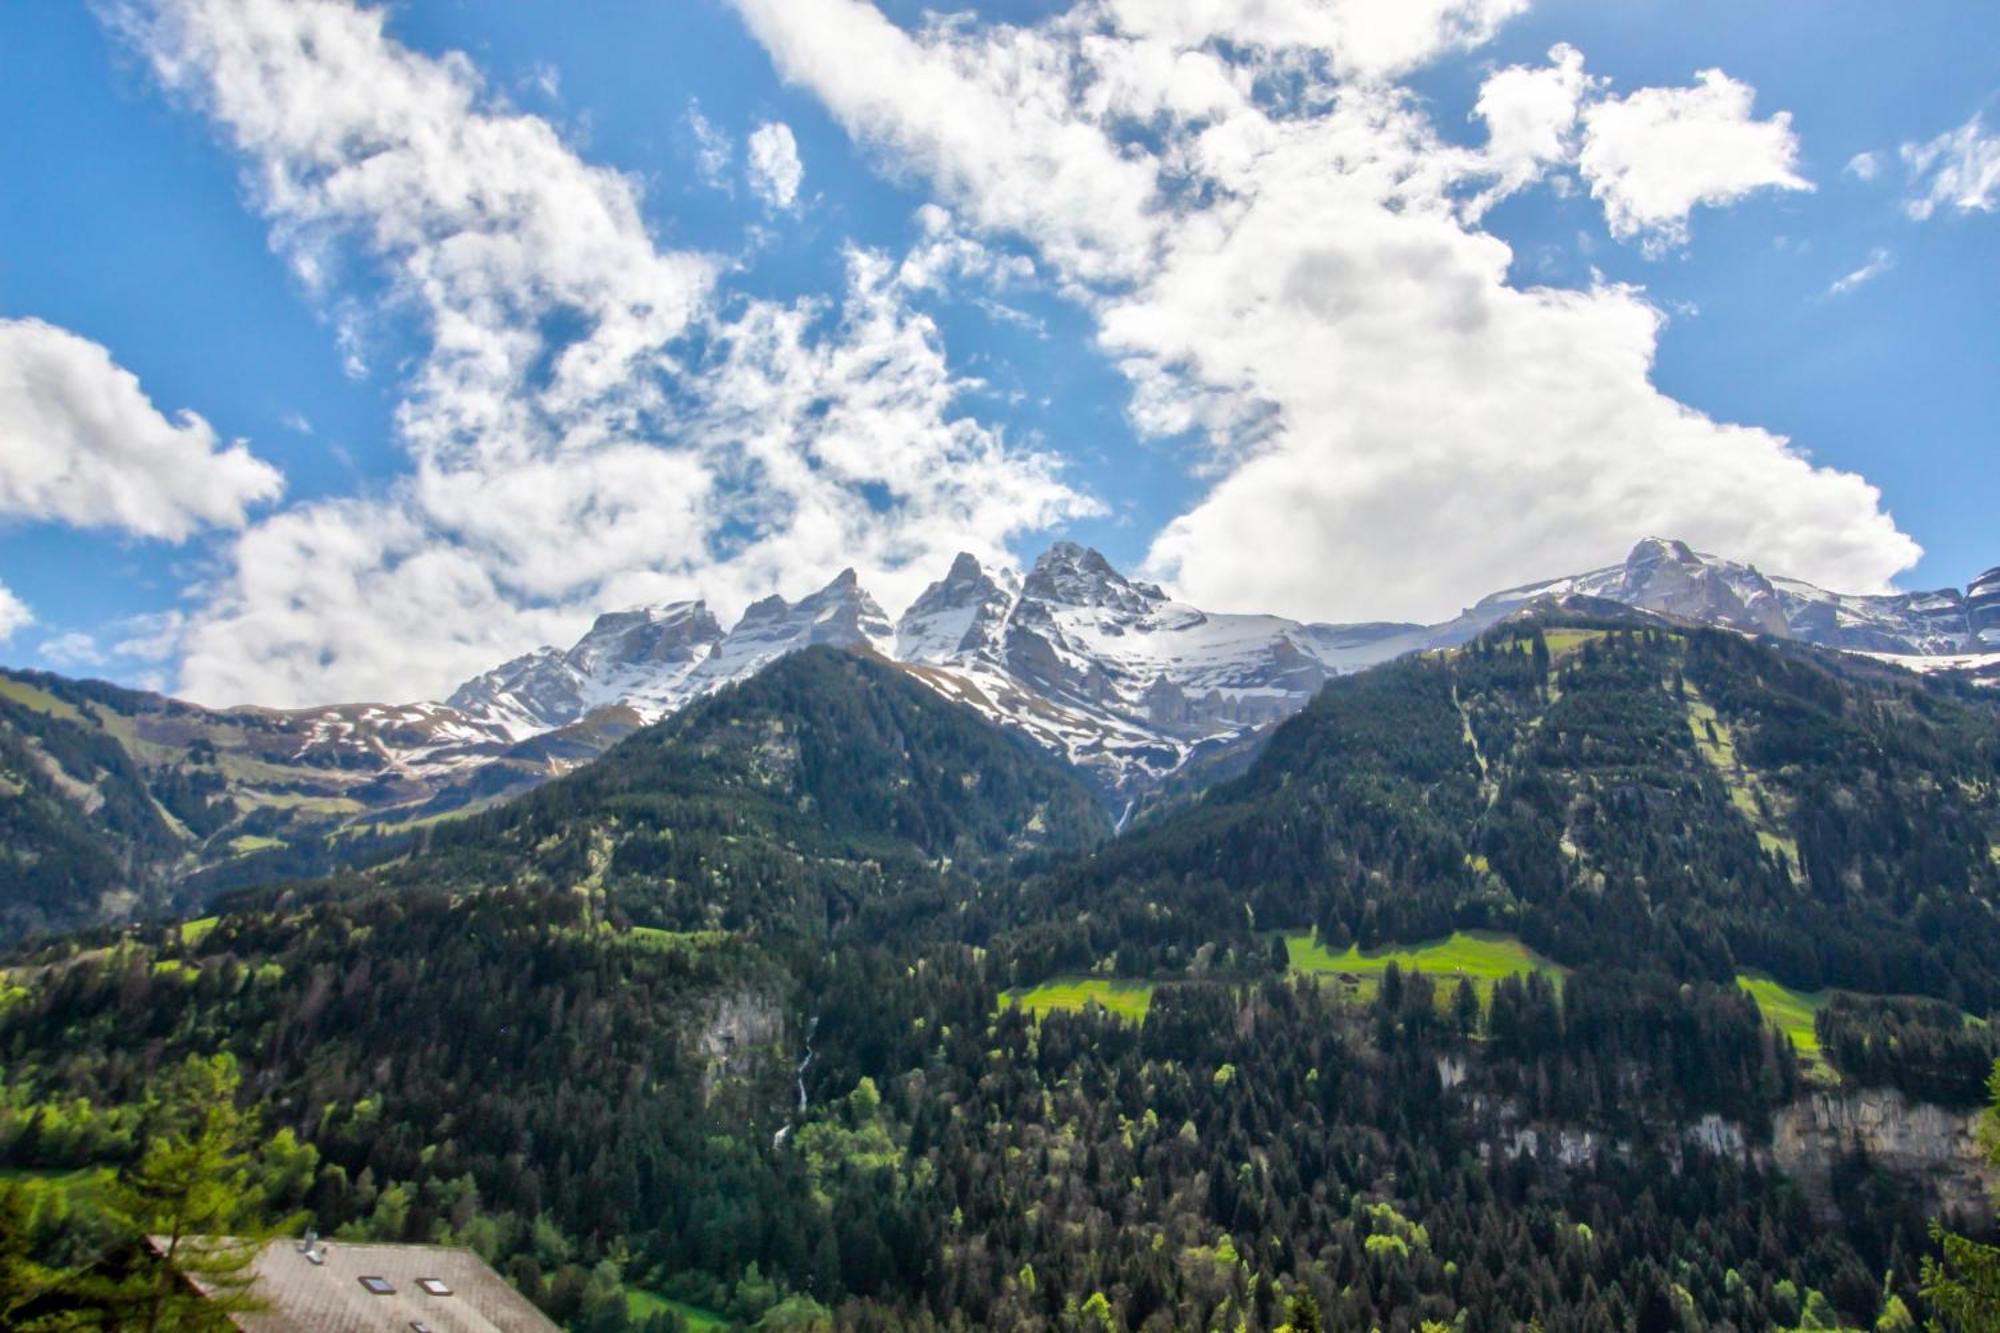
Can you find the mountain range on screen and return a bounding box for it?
[1,536,1993,939]
[445,535,2000,809]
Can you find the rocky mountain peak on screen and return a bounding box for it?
[896,552,1020,664]
[1024,541,1165,612]
[1612,538,1788,636]
[566,602,725,675]
[725,570,895,661]
[1624,536,1702,571]
[438,538,2000,811]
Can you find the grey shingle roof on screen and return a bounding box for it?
[149,1237,558,1332]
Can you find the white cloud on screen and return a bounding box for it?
[1827,247,1893,297]
[38,632,105,669]
[1577,68,1811,253]
[729,0,1920,627]
[1470,43,1592,208]
[1902,111,2000,219]
[896,203,1036,294]
[122,0,1090,706]
[747,121,804,209]
[1844,150,1880,182]
[0,583,30,644]
[110,610,187,663]
[687,101,732,189]
[0,317,283,541]
[1094,0,1527,81]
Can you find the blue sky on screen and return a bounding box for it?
[0,0,1993,705]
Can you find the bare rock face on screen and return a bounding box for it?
[1970,566,2000,647]
[696,987,788,1103]
[1772,1088,1997,1223]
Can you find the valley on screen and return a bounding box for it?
[4,599,1999,1331]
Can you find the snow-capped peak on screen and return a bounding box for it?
[721,569,896,668]
[896,552,1020,664]
[1024,541,1167,613]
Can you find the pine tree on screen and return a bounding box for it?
[91,1053,302,1332]
[1921,1061,2000,1330]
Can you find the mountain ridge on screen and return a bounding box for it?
[3,538,1993,940]
[432,536,2000,803]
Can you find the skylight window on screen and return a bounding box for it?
[358,1275,396,1295]
[417,1277,453,1296]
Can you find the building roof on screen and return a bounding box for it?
[148,1236,559,1332]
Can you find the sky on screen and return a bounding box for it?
[0,0,1993,708]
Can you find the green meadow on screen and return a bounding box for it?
[1285,930,1565,1004]
[1000,977,1156,1022]
[1734,972,1831,1064]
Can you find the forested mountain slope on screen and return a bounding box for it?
[4,625,1998,1332]
[0,667,637,943]
[987,613,2000,1009]
[341,646,1113,937]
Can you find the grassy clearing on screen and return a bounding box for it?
[1735,972,1832,1071]
[1001,978,1156,1022]
[178,916,219,947]
[625,1288,732,1329]
[227,834,286,856]
[1286,930,1565,1005]
[1736,973,1994,1084]
[0,676,84,722]
[1542,629,1610,659]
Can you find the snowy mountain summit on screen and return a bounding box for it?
[448,571,893,741]
[889,542,1416,801]
[433,538,1997,806]
[1468,537,1987,657]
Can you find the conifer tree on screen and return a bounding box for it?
[1921,1062,2000,1330]
[90,1053,301,1332]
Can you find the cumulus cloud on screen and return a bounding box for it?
[1470,43,1592,208]
[1844,151,1880,182]
[38,631,105,669]
[0,583,30,644]
[1577,68,1811,253]
[731,0,1919,625]
[0,317,282,540]
[1902,111,2000,219]
[121,0,1089,705]
[747,121,804,209]
[1827,247,1894,297]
